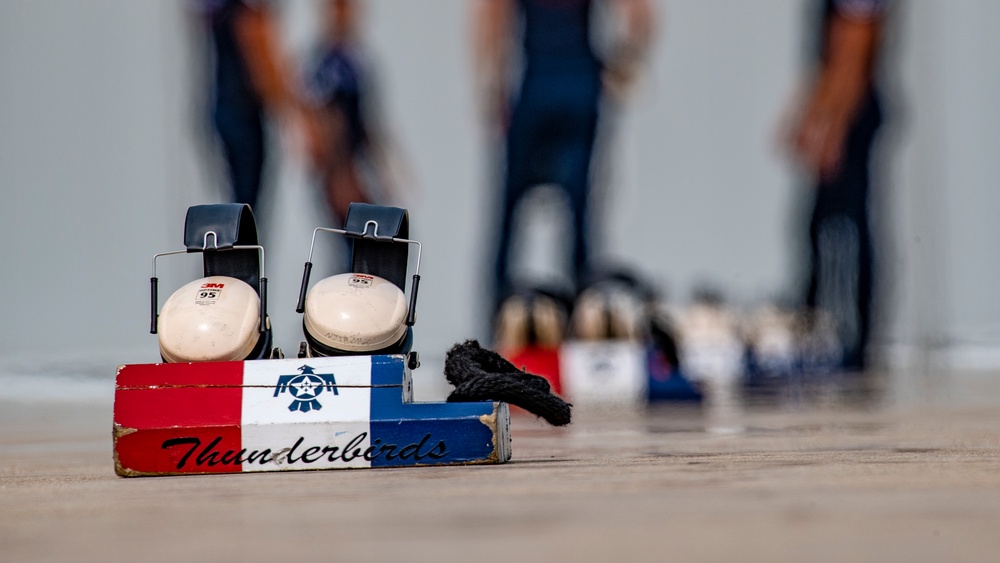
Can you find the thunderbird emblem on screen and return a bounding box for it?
[274,365,339,412]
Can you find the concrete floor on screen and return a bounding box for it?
[3,370,1000,562]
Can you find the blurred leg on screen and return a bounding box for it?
[493,96,537,313]
[214,105,265,210]
[561,104,599,290]
[805,95,881,370]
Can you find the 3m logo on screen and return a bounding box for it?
[196,282,225,304]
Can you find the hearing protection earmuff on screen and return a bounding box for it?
[493,285,573,351]
[295,203,421,361]
[150,203,277,362]
[569,270,655,342]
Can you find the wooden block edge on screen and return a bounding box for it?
[480,402,512,464]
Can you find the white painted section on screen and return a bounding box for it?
[560,340,647,405]
[241,356,373,471]
[241,420,372,471]
[241,356,373,423]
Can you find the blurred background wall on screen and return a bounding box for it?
[1,0,998,379]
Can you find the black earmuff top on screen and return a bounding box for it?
[344,203,410,292]
[184,203,262,294]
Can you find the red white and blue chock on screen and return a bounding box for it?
[113,355,511,476]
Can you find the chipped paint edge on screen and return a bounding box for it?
[479,402,512,464]
[112,422,149,477]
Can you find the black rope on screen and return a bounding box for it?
[444,340,571,426]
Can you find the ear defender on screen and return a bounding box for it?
[157,275,268,363]
[295,203,421,361]
[569,270,656,342]
[493,288,571,351]
[570,285,644,341]
[301,272,411,356]
[150,203,277,362]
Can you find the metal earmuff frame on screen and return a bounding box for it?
[295,220,422,327]
[149,230,268,336]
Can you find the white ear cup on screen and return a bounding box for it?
[303,273,409,354]
[570,286,644,341]
[493,295,530,351]
[530,296,568,348]
[157,276,261,363]
[493,292,568,350]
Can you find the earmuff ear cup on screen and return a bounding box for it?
[493,295,531,351]
[157,276,268,362]
[304,325,413,357]
[530,295,568,348]
[570,285,645,341]
[569,289,608,340]
[493,290,569,350]
[302,273,410,356]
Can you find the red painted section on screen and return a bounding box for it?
[115,386,243,429]
[115,363,243,429]
[503,346,562,395]
[114,362,244,475]
[116,361,243,389]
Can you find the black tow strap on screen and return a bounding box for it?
[444,340,572,427]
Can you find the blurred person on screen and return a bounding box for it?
[473,0,656,316]
[784,0,890,371]
[193,0,322,211]
[307,0,401,229]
